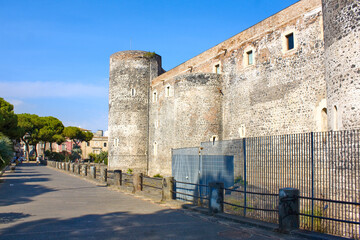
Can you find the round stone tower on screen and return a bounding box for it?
[174,73,223,148]
[108,50,162,172]
[322,0,360,130]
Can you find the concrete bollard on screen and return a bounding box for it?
[114,170,122,186]
[76,164,80,174]
[81,164,87,176]
[90,166,96,179]
[161,177,175,201]
[209,182,224,214]
[279,188,300,232]
[100,166,107,183]
[62,162,65,170]
[133,173,143,193]
[65,162,70,171]
[70,163,74,172]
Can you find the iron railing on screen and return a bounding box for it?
[172,129,360,239]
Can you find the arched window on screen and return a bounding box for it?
[333,105,338,131]
[321,108,328,132]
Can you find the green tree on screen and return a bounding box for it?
[63,126,93,146]
[0,98,19,139]
[38,116,64,152]
[53,134,65,145]
[0,133,13,168]
[17,113,43,159]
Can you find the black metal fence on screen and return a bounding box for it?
[172,130,360,239]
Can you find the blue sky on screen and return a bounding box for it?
[0,0,299,132]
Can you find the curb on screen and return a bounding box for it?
[181,205,348,240]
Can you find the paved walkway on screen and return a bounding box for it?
[0,163,305,240]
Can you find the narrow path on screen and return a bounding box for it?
[0,163,303,240]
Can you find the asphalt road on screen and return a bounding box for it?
[0,163,304,240]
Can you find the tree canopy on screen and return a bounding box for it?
[63,126,93,145]
[0,98,19,139]
[38,116,64,150]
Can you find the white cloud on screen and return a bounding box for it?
[7,99,23,107]
[0,81,108,99]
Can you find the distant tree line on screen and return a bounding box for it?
[0,97,93,167]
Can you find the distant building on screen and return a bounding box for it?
[81,130,108,159]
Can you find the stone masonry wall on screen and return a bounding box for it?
[148,73,222,176]
[108,51,162,173]
[322,0,360,130]
[147,0,325,175]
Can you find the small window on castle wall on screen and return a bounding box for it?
[87,142,90,147]
[286,33,294,50]
[154,142,157,156]
[153,91,157,103]
[131,88,136,97]
[247,50,253,65]
[215,64,220,74]
[166,86,170,97]
[104,142,107,147]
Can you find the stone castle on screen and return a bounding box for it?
[108,0,359,176]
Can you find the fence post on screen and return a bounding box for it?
[162,177,175,201]
[133,173,143,192]
[65,162,70,171]
[90,166,96,179]
[243,138,247,217]
[100,166,107,183]
[81,164,87,176]
[310,132,314,231]
[75,164,80,174]
[114,170,122,186]
[279,188,300,232]
[209,182,224,214]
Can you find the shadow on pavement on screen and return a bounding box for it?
[0,209,243,240]
[0,213,31,224]
[0,164,54,207]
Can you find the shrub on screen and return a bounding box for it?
[0,133,13,168]
[234,175,247,186]
[153,174,163,178]
[143,52,156,58]
[126,168,133,174]
[89,151,108,165]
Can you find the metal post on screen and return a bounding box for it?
[243,138,247,217]
[310,132,314,231]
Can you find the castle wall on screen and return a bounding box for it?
[221,5,326,139]
[108,51,162,172]
[151,0,325,140]
[322,0,360,130]
[149,73,222,176]
[108,0,360,177]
